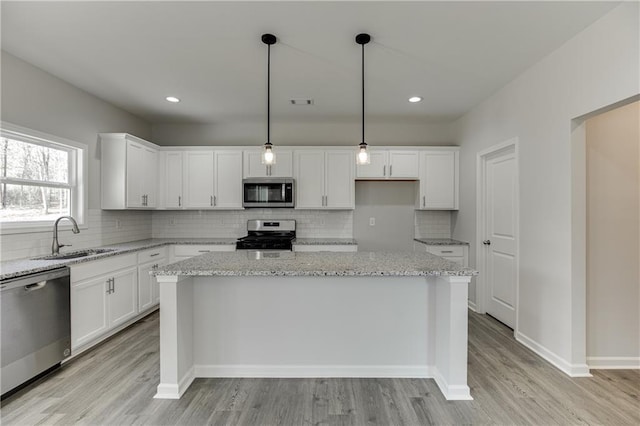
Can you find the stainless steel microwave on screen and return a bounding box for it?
[243,178,295,208]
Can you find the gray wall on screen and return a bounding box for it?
[586,100,639,364]
[151,120,456,146]
[1,51,152,211]
[354,181,417,251]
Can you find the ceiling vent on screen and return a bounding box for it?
[290,98,314,105]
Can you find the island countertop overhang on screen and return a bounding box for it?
[152,250,478,278]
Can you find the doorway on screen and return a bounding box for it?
[476,139,519,329]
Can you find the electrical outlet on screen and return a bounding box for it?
[169,217,176,226]
[369,217,375,226]
[115,219,122,230]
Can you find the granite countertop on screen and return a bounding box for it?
[0,238,237,281]
[292,238,357,245]
[153,250,477,277]
[414,238,469,246]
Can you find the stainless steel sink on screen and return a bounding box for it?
[32,248,116,260]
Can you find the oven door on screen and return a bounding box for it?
[243,179,294,208]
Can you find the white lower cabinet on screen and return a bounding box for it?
[137,247,167,312]
[171,244,236,262]
[293,244,357,252]
[70,254,138,350]
[414,242,468,266]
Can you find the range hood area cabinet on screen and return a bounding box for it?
[356,150,419,179]
[243,149,293,178]
[100,134,158,209]
[416,149,459,210]
[294,150,355,209]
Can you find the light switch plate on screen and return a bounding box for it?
[369,217,375,226]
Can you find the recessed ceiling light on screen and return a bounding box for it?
[165,96,180,103]
[408,96,422,103]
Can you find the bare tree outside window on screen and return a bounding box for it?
[0,137,71,221]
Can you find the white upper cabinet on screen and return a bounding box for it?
[163,151,184,209]
[417,150,459,210]
[183,150,243,209]
[184,151,215,208]
[295,150,354,209]
[244,149,293,178]
[214,151,243,208]
[356,150,419,179]
[101,133,158,209]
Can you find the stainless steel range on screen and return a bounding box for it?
[236,219,296,251]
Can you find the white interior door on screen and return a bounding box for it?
[482,145,518,328]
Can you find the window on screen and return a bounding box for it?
[0,124,87,231]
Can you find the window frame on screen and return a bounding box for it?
[0,122,88,234]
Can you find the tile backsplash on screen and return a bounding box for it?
[1,208,452,261]
[152,209,354,239]
[0,209,152,261]
[414,210,452,239]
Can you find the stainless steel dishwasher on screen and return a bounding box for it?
[1,267,71,396]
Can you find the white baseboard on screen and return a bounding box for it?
[468,300,477,312]
[587,357,640,369]
[431,367,473,401]
[155,366,195,399]
[194,364,432,378]
[515,331,592,377]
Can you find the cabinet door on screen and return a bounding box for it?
[389,151,419,178]
[109,268,138,328]
[164,151,183,208]
[71,276,109,349]
[138,262,154,312]
[420,151,457,209]
[356,151,388,178]
[244,151,268,178]
[214,151,243,209]
[143,147,158,207]
[126,141,144,207]
[184,151,214,208]
[270,150,293,177]
[325,151,354,209]
[294,151,325,209]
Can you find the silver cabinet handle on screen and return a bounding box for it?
[441,250,453,254]
[422,196,425,207]
[178,196,181,207]
[390,165,393,176]
[325,195,328,207]
[483,240,491,245]
[111,278,115,294]
[214,195,217,206]
[106,278,110,294]
[210,196,213,206]
[198,250,211,253]
[383,165,386,176]
[150,253,160,257]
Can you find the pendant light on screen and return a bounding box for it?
[355,33,371,165]
[261,33,277,165]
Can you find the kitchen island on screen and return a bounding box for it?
[153,251,477,401]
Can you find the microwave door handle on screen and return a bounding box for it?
[282,184,285,201]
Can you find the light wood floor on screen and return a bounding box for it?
[1,310,638,425]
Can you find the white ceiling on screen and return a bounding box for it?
[1,1,619,124]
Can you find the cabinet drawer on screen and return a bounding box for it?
[173,244,235,257]
[71,253,137,283]
[137,247,167,263]
[424,246,464,257]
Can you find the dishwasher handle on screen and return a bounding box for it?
[24,281,47,292]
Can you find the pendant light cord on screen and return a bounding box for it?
[361,41,365,144]
[267,42,271,145]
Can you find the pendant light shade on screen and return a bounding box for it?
[355,33,371,165]
[262,33,277,165]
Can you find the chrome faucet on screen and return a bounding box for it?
[52,216,80,255]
